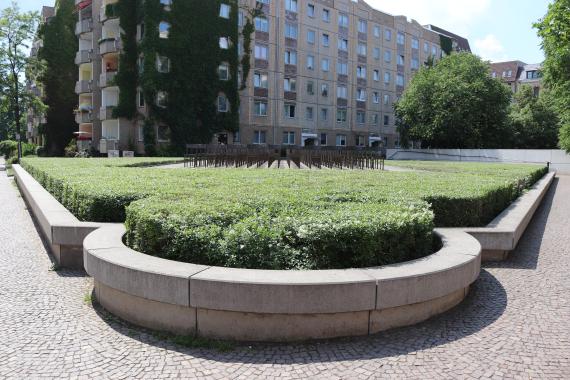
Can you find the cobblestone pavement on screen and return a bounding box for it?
[0,170,569,379]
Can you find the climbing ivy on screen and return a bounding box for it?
[439,35,453,56]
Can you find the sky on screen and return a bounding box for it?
[13,0,550,64]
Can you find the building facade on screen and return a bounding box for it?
[74,0,467,152]
[490,61,543,96]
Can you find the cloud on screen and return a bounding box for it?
[366,0,492,36]
[473,34,508,62]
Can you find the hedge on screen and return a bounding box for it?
[19,158,548,269]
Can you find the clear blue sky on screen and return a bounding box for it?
[14,0,549,64]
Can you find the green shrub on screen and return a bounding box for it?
[0,140,18,159]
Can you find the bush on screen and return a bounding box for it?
[0,140,37,160]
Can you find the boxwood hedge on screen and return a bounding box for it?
[20,158,547,269]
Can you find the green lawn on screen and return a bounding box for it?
[20,158,547,270]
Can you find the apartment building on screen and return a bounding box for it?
[74,0,466,152]
[490,61,543,96]
[26,6,55,145]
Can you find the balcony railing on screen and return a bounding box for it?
[99,106,116,120]
[99,71,117,88]
[75,18,93,36]
[75,111,93,124]
[74,49,92,65]
[99,38,121,55]
[75,80,92,94]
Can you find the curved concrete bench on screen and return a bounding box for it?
[85,225,481,341]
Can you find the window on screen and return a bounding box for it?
[411,58,419,70]
[137,90,144,107]
[322,33,330,47]
[254,72,268,88]
[320,108,328,121]
[156,91,167,107]
[356,112,365,124]
[285,50,297,65]
[218,63,229,80]
[307,3,315,17]
[156,56,170,73]
[337,61,348,75]
[138,124,144,142]
[285,0,297,12]
[357,43,366,56]
[336,109,347,123]
[424,42,429,54]
[320,133,327,146]
[397,74,404,86]
[384,50,391,63]
[432,45,437,56]
[284,103,296,118]
[255,17,269,32]
[218,95,228,112]
[255,44,268,59]
[373,47,380,60]
[307,55,314,69]
[507,70,513,77]
[337,85,347,99]
[253,130,266,144]
[384,115,389,126]
[372,91,379,103]
[321,83,328,97]
[219,37,230,49]
[397,32,405,45]
[336,134,347,146]
[307,30,315,44]
[284,77,296,92]
[383,94,390,105]
[238,10,244,26]
[492,71,497,78]
[385,28,392,41]
[356,66,366,79]
[358,19,367,34]
[397,55,404,66]
[306,107,314,120]
[285,23,297,39]
[307,80,314,95]
[219,3,231,19]
[356,135,365,146]
[374,25,380,37]
[137,55,144,74]
[157,125,169,142]
[322,8,330,22]
[159,22,170,38]
[527,70,540,79]
[384,72,391,84]
[371,113,379,124]
[338,38,348,51]
[283,131,295,144]
[373,69,379,81]
[254,101,268,116]
[356,88,366,101]
[321,58,330,71]
[412,38,419,49]
[338,14,349,28]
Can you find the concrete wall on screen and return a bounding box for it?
[386,149,570,174]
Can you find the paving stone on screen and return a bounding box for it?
[0,165,568,378]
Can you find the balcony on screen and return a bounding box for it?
[75,111,93,124]
[100,3,119,23]
[75,80,92,94]
[99,38,121,55]
[75,50,92,65]
[75,19,93,36]
[99,106,116,120]
[99,71,117,88]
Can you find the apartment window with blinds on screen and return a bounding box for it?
[255,17,269,32]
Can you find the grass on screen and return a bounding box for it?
[20,157,547,270]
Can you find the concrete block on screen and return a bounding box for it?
[196,308,369,342]
[95,281,196,336]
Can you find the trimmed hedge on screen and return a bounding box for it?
[19,158,548,269]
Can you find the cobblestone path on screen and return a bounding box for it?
[0,170,568,379]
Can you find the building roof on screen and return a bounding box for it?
[423,24,471,52]
[489,61,526,83]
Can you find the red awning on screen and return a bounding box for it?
[76,0,92,10]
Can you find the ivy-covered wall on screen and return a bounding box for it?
[114,0,248,154]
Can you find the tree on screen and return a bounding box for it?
[395,52,512,149]
[38,0,78,156]
[0,2,40,157]
[534,0,570,152]
[508,85,560,149]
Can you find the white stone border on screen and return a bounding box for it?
[84,224,481,341]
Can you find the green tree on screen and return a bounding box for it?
[509,85,560,148]
[395,52,512,148]
[534,0,570,152]
[38,0,78,155]
[0,2,40,156]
